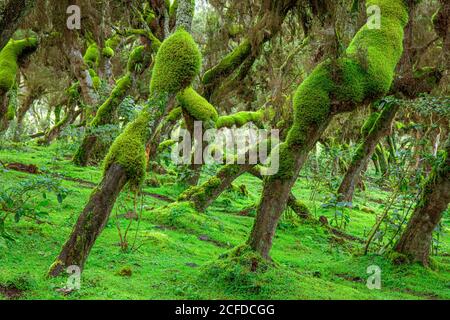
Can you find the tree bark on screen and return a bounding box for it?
[48,163,128,276]
[337,102,399,202]
[394,137,450,266]
[247,120,331,259]
[0,0,36,51]
[66,46,99,108]
[49,95,175,276]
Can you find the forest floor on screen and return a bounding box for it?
[0,143,449,300]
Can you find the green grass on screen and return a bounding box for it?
[0,143,448,300]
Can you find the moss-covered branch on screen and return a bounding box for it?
[248,0,409,260]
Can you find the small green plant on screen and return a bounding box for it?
[321,193,352,230]
[0,176,69,243]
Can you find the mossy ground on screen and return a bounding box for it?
[0,143,448,300]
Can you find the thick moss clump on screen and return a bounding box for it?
[103,110,152,189]
[202,39,252,85]
[177,87,218,122]
[216,110,264,129]
[157,139,176,152]
[83,43,100,68]
[0,37,38,92]
[346,0,407,97]
[102,47,114,58]
[150,28,202,95]
[89,68,101,89]
[200,244,274,294]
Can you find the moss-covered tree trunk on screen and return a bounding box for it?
[337,102,399,202]
[49,15,201,276]
[48,163,128,276]
[247,0,409,260]
[180,163,310,218]
[394,137,450,266]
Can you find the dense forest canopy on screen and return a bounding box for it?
[0,0,448,301]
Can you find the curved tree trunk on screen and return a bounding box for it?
[394,136,450,266]
[337,102,399,202]
[247,0,409,260]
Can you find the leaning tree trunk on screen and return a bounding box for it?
[394,137,450,266]
[49,4,199,276]
[337,101,399,202]
[247,0,409,260]
[48,163,128,276]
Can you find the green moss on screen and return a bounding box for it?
[103,110,152,189]
[67,82,80,100]
[83,43,100,68]
[216,110,264,129]
[102,47,114,58]
[177,87,218,122]
[105,35,121,50]
[88,68,101,89]
[0,36,38,92]
[290,200,311,218]
[347,1,407,97]
[166,106,183,122]
[117,266,132,277]
[90,75,132,127]
[158,139,176,152]
[127,46,150,73]
[150,28,202,95]
[6,85,18,120]
[103,35,120,58]
[169,0,178,18]
[202,39,252,85]
[283,0,407,156]
[361,112,380,137]
[178,176,221,210]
